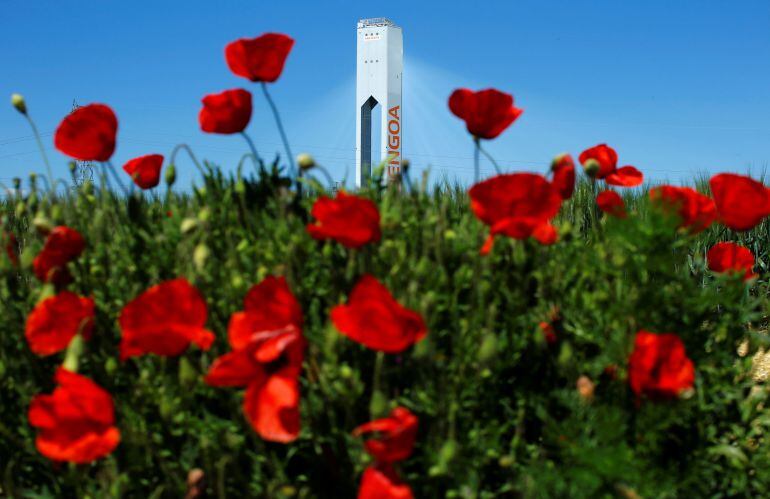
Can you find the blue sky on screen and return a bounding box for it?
[1,0,769,189]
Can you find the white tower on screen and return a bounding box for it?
[355,18,403,187]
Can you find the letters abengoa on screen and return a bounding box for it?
[355,18,404,186]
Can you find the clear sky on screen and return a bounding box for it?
[2,0,769,189]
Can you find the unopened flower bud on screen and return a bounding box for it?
[32,213,53,235]
[296,153,315,171]
[178,357,197,387]
[11,93,27,115]
[576,375,595,401]
[402,158,411,173]
[180,218,198,234]
[12,178,21,191]
[477,332,498,363]
[197,207,211,222]
[165,163,177,187]
[582,158,600,178]
[68,161,77,173]
[193,243,210,271]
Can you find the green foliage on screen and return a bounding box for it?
[1,172,770,498]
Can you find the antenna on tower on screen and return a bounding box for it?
[70,100,94,188]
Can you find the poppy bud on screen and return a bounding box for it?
[14,202,25,218]
[235,179,246,194]
[68,161,77,173]
[29,172,37,188]
[369,390,388,418]
[105,357,118,375]
[230,274,245,291]
[438,439,459,466]
[32,213,52,235]
[193,243,210,271]
[477,333,498,363]
[576,375,595,401]
[180,218,198,234]
[582,158,600,178]
[159,398,174,420]
[10,93,27,115]
[178,357,197,387]
[339,364,354,379]
[62,334,85,372]
[197,207,211,222]
[296,153,315,171]
[165,163,177,187]
[12,177,21,191]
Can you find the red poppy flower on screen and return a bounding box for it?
[353,407,418,463]
[709,173,770,231]
[539,321,557,345]
[306,192,381,248]
[707,242,756,280]
[229,276,304,350]
[551,153,575,200]
[469,173,563,253]
[25,292,94,356]
[331,275,426,353]
[33,226,85,283]
[448,88,523,140]
[119,278,215,360]
[649,185,717,234]
[54,104,117,162]
[358,464,414,499]
[532,223,558,245]
[225,33,295,83]
[206,326,305,442]
[579,144,617,179]
[28,368,120,463]
[579,144,643,187]
[596,190,626,218]
[199,89,253,134]
[628,330,695,399]
[206,276,305,442]
[605,166,644,187]
[122,154,163,189]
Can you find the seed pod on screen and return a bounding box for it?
[296,153,315,171]
[165,163,177,187]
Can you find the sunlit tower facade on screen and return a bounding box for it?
[355,18,403,187]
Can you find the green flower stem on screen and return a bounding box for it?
[477,142,503,175]
[169,143,207,178]
[239,132,263,176]
[260,82,296,179]
[473,137,481,184]
[104,161,130,197]
[23,114,55,194]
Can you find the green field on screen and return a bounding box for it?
[2,165,770,498]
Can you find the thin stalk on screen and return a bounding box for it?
[23,114,55,192]
[104,161,129,197]
[236,153,259,173]
[312,164,336,189]
[477,142,503,175]
[169,143,206,177]
[473,137,481,184]
[239,132,263,176]
[261,82,295,178]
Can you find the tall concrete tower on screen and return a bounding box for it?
[355,18,403,187]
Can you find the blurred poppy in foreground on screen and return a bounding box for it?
[25,291,94,356]
[331,275,426,353]
[119,279,215,360]
[596,190,626,218]
[199,89,253,135]
[33,226,85,284]
[358,464,414,499]
[649,185,716,234]
[353,406,418,463]
[628,330,694,400]
[122,154,163,189]
[469,173,563,254]
[54,103,117,162]
[306,191,381,248]
[28,368,120,463]
[707,242,756,281]
[448,88,523,140]
[709,173,770,231]
[225,33,295,83]
[579,144,643,187]
[551,153,576,200]
[206,276,306,443]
